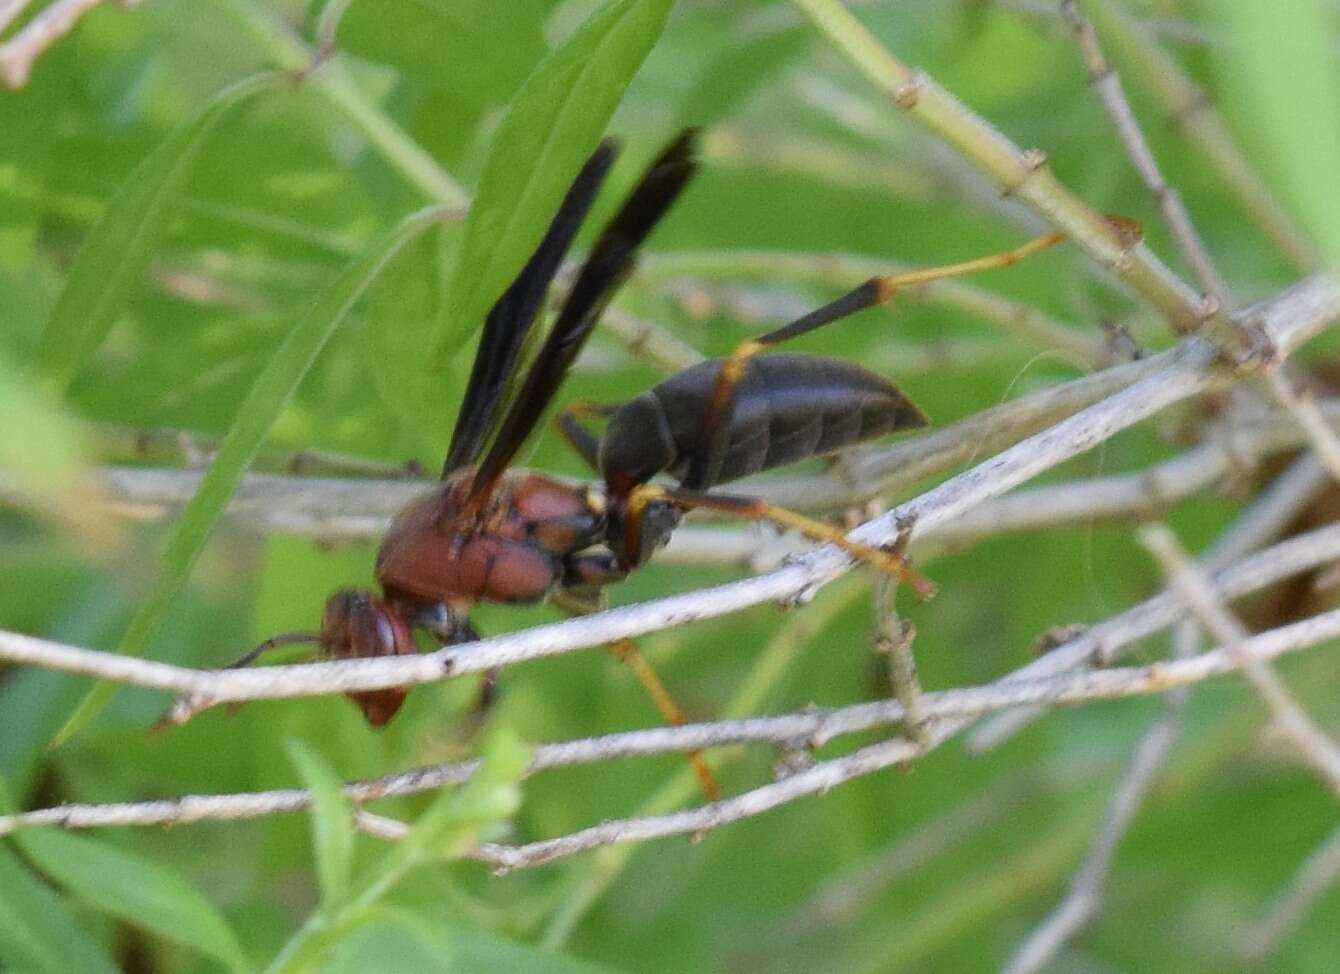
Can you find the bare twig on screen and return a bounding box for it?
[1142,524,1340,797]
[0,0,34,34]
[1265,368,1340,484]
[473,608,1340,871]
[969,451,1333,750]
[1004,711,1180,974]
[873,564,926,743]
[0,0,125,88]
[1062,0,1230,304]
[5,600,1340,841]
[1070,0,1316,271]
[1005,534,1202,974]
[1239,824,1340,963]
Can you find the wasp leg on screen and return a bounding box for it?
[638,484,937,600]
[684,230,1066,489]
[555,578,720,803]
[555,399,617,472]
[410,607,496,741]
[222,631,322,670]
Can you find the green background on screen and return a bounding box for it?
[2,1,1338,971]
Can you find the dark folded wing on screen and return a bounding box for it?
[442,140,619,478]
[466,129,699,505]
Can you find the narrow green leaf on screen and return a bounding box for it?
[361,726,528,891]
[53,204,457,745]
[286,739,355,908]
[432,0,674,366]
[0,846,118,974]
[35,73,277,393]
[14,828,250,973]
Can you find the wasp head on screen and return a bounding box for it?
[320,588,417,726]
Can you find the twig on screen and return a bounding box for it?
[1141,524,1340,797]
[602,306,705,373]
[1070,0,1316,271]
[5,602,1340,841]
[472,608,1340,871]
[1239,824,1340,963]
[1265,367,1340,484]
[85,397,1340,561]
[968,453,1334,751]
[0,0,34,34]
[1005,527,1203,974]
[0,0,119,88]
[1061,0,1230,304]
[873,563,926,743]
[1004,711,1180,974]
[9,499,1340,737]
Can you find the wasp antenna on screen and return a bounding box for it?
[224,631,323,670]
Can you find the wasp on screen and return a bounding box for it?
[238,128,1063,733]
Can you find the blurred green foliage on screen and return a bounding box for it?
[1,0,1339,971]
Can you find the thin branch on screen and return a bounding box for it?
[1005,541,1200,974]
[1141,524,1340,797]
[1061,0,1230,304]
[1004,718,1182,974]
[1239,824,1340,963]
[86,397,1340,569]
[0,0,34,34]
[968,452,1334,751]
[473,609,1340,871]
[1265,367,1340,484]
[0,0,123,88]
[1071,0,1316,271]
[873,561,926,743]
[5,601,1340,840]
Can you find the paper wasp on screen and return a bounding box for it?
[238,128,1063,744]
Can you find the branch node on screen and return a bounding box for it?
[891,72,922,110]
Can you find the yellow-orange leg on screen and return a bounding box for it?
[608,639,720,802]
[550,589,721,803]
[636,484,937,600]
[685,230,1066,489]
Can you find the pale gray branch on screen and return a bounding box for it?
[1142,524,1340,796]
[4,604,1339,842]
[1239,824,1340,963]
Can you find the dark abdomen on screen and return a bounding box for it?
[599,353,928,489]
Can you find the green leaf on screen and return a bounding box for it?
[286,739,355,908]
[363,725,528,888]
[338,0,551,107]
[0,846,118,974]
[35,73,278,394]
[53,204,457,745]
[432,0,674,367]
[13,828,250,973]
